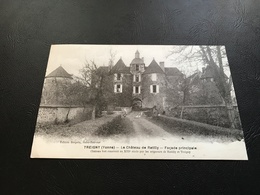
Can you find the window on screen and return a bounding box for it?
[133,74,141,82]
[117,73,121,80]
[136,75,139,82]
[151,73,157,81]
[136,64,139,71]
[133,86,141,94]
[114,84,122,93]
[153,85,156,92]
[114,73,122,81]
[150,84,159,93]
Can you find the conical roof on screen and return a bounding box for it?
[46,66,72,79]
[111,58,130,74]
[143,59,164,74]
[165,67,183,76]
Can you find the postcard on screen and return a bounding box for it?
[31,44,248,160]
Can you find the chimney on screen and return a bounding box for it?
[142,57,144,62]
[159,62,165,72]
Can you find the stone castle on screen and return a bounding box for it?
[100,50,184,112]
[42,50,235,114]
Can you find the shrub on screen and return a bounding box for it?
[167,107,241,129]
[153,115,243,140]
[107,111,114,115]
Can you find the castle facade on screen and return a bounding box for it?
[105,50,184,112]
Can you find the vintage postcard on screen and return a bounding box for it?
[31,44,248,160]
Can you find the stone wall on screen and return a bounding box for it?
[102,107,132,115]
[37,105,92,124]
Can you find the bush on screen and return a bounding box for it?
[107,111,114,115]
[168,107,241,129]
[153,115,243,140]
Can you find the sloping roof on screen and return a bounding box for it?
[187,71,202,85]
[96,66,109,76]
[200,65,214,79]
[201,65,229,80]
[46,66,72,79]
[143,59,164,74]
[165,67,183,76]
[130,58,144,64]
[111,58,130,74]
[131,50,144,64]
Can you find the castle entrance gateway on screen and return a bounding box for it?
[132,98,142,110]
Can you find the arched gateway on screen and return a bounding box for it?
[132,98,142,110]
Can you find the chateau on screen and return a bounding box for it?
[41,50,184,112]
[102,50,184,112]
[42,50,235,114]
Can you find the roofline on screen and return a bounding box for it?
[45,75,72,79]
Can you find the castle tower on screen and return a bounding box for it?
[142,59,167,111]
[45,65,73,82]
[130,50,145,74]
[42,66,73,105]
[130,50,146,109]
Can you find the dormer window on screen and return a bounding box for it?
[117,73,121,80]
[136,65,139,71]
[114,73,122,81]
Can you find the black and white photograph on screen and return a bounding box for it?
[31,44,248,160]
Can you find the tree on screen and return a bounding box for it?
[77,50,116,120]
[76,60,103,120]
[168,46,236,128]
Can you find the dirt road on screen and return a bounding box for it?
[120,111,183,142]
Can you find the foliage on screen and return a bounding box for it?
[77,50,117,119]
[167,46,237,128]
[152,115,243,141]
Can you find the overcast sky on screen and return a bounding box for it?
[46,44,230,77]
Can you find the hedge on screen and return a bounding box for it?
[153,115,244,140]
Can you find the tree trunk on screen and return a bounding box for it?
[225,101,236,128]
[92,104,96,120]
[180,106,184,119]
[65,106,71,123]
[203,46,236,128]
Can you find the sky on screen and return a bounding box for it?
[45,44,230,77]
